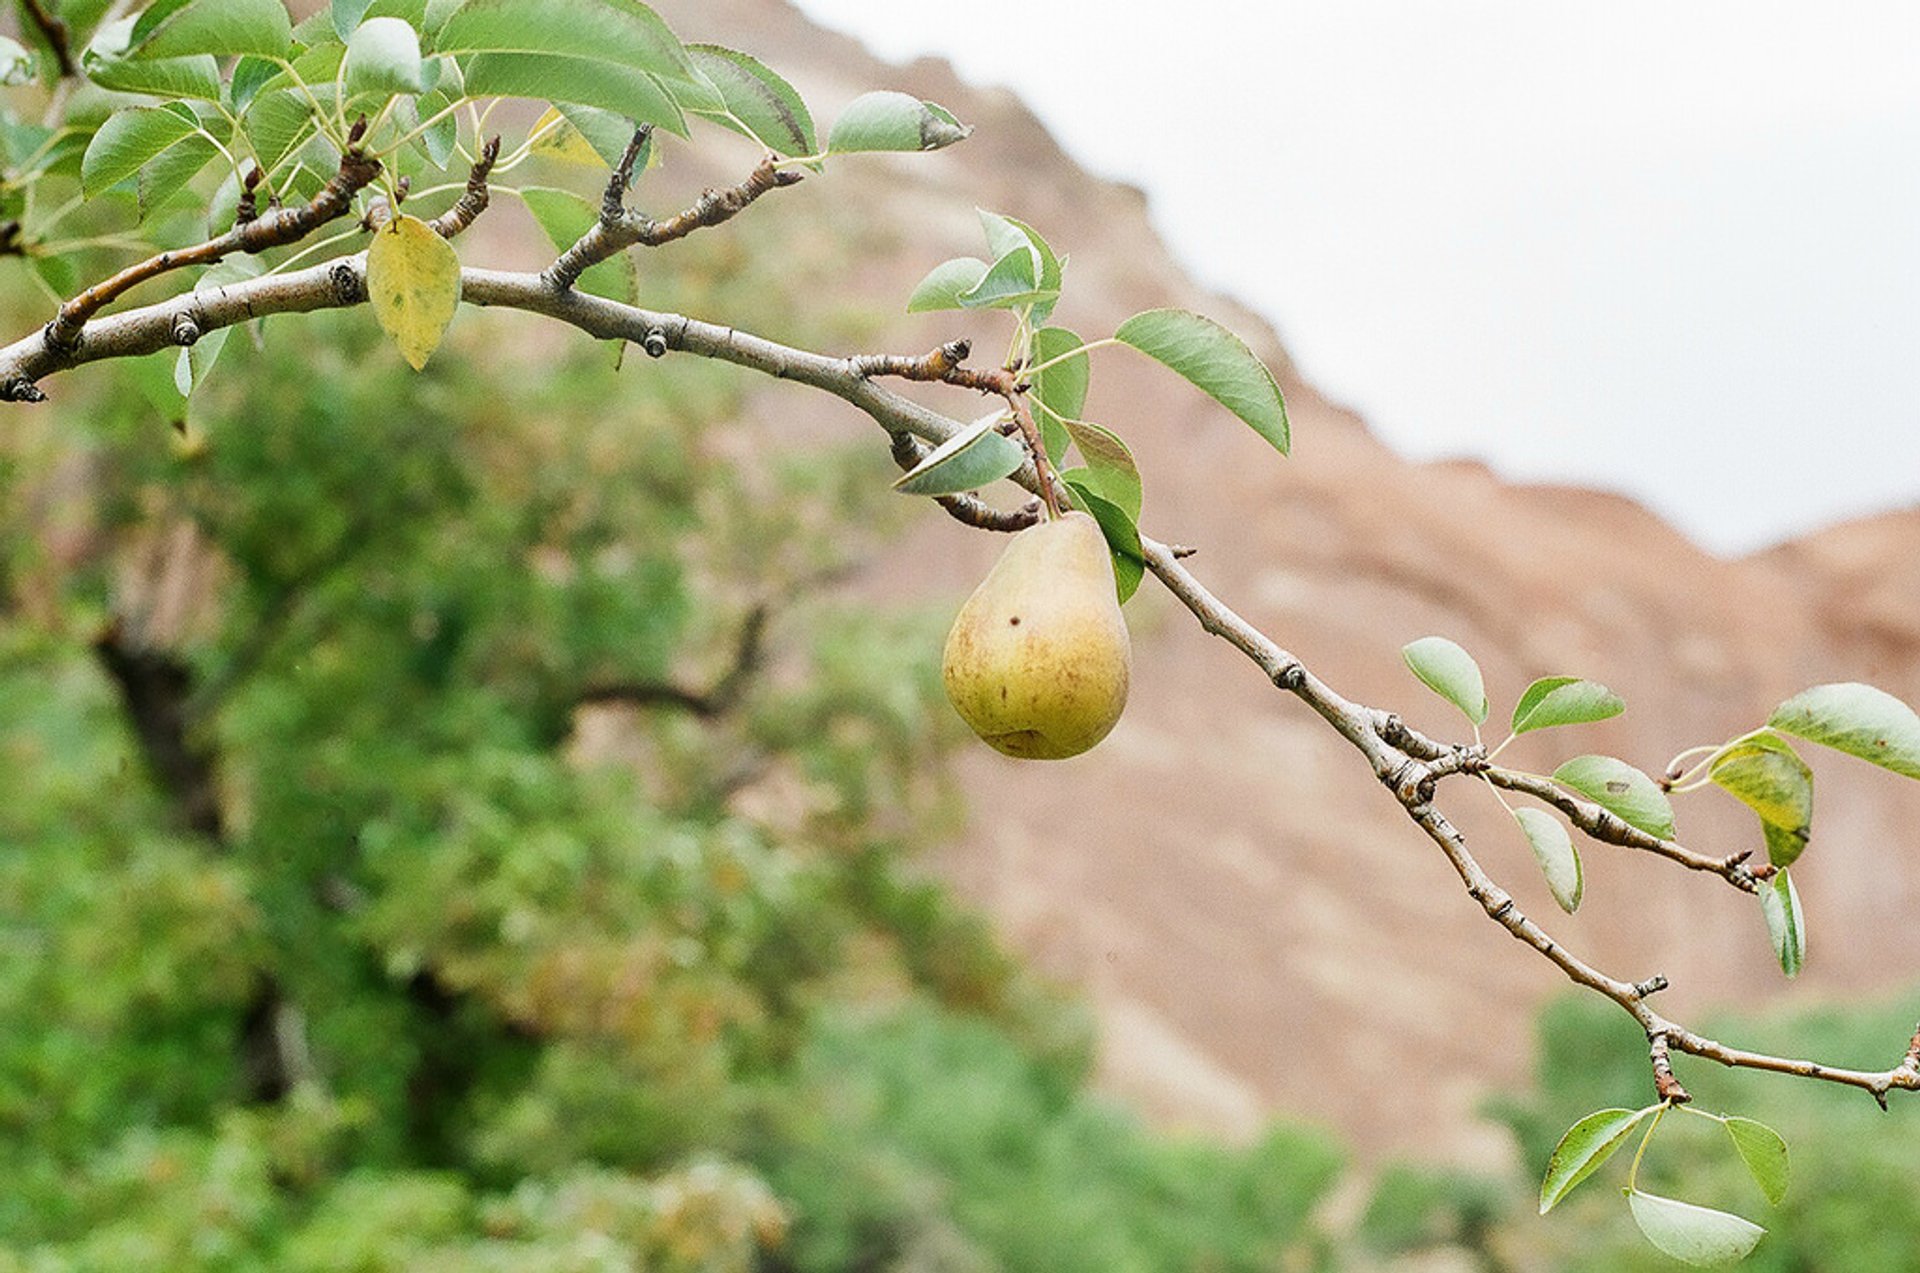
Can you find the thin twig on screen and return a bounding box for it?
[543,127,803,290]
[1650,1033,1692,1104]
[42,120,379,354]
[1486,767,1762,892]
[427,135,501,240]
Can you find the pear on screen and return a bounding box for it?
[942,511,1131,759]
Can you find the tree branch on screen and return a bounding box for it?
[92,617,223,839]
[1485,766,1762,891]
[18,0,76,79]
[543,127,804,291]
[579,605,767,717]
[38,124,380,359]
[4,252,1916,1109]
[428,135,501,240]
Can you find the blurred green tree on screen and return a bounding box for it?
[1,249,1341,1270]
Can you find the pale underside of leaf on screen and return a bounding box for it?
[1627,1189,1766,1267]
[1401,636,1489,726]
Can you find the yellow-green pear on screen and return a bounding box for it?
[942,510,1131,759]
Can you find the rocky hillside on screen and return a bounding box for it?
[659,0,1920,1167]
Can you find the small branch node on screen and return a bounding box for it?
[605,125,655,219]
[329,262,363,305]
[1650,1032,1693,1104]
[171,314,201,347]
[642,327,669,359]
[1168,544,1199,559]
[1634,975,1670,1000]
[1,375,48,403]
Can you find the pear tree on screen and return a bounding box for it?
[1,0,1917,1262]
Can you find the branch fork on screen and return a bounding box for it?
[543,125,804,292]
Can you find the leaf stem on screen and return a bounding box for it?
[381,95,475,158]
[1023,335,1120,378]
[1626,1101,1672,1192]
[1666,728,1773,792]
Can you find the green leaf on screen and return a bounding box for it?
[137,130,219,220]
[435,0,696,81]
[1514,807,1582,913]
[1401,636,1488,726]
[1627,1190,1766,1266]
[516,186,635,306]
[414,88,459,167]
[1030,327,1086,465]
[1511,676,1625,736]
[905,256,988,314]
[228,53,280,111]
[333,0,376,39]
[0,36,35,86]
[82,103,200,197]
[892,411,1024,498]
[85,19,222,100]
[1767,682,1920,780]
[1724,1117,1789,1206]
[242,89,318,175]
[1552,755,1676,840]
[1538,1107,1650,1213]
[541,103,643,168]
[1063,477,1145,604]
[423,0,463,41]
[827,90,971,153]
[958,246,1056,312]
[1114,308,1288,455]
[1759,869,1805,978]
[685,44,814,157]
[366,212,462,370]
[978,209,1063,323]
[459,52,687,135]
[127,0,293,60]
[1059,420,1140,521]
[344,15,424,96]
[1710,735,1813,868]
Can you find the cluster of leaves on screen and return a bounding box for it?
[0,0,974,384]
[1399,634,1920,1262]
[893,209,1290,601]
[1487,993,1920,1272]
[1402,635,1920,972]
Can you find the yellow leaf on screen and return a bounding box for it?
[366,213,461,371]
[528,106,608,168]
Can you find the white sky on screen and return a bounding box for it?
[790,1,1920,555]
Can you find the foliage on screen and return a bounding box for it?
[1487,993,1920,1272]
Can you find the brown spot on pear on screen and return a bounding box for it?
[942,510,1131,759]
